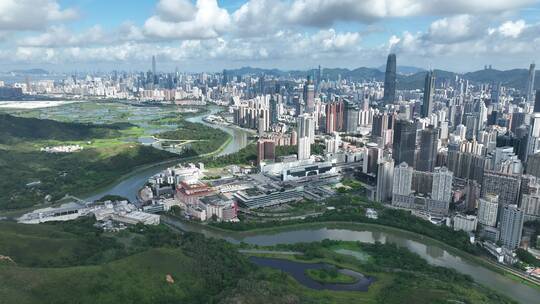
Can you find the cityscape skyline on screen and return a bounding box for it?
[3,1,540,303]
[0,0,539,72]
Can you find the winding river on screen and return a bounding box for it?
[82,104,540,304]
[84,105,253,202]
[163,219,540,304]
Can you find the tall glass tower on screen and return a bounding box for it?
[383,54,397,105]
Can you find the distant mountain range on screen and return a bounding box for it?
[225,66,539,91]
[377,65,426,75]
[5,66,539,91]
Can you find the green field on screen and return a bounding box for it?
[305,268,358,284]
[0,102,230,211]
[246,240,516,304]
[0,219,517,304]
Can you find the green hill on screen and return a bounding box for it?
[0,113,130,144]
[0,220,517,304]
[0,114,177,211]
[0,221,305,304]
[224,66,540,91]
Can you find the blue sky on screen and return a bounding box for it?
[0,0,539,72]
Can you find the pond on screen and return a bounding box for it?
[249,256,375,291]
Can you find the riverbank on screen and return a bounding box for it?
[162,215,540,303]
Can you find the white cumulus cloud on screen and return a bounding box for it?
[143,0,231,40]
[0,0,77,31]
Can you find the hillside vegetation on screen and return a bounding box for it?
[0,113,177,210]
[0,219,516,304]
[0,113,129,144]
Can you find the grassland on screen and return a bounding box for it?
[245,240,517,304]
[0,102,229,211]
[305,268,358,284]
[1,218,517,304]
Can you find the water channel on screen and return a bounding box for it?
[80,104,540,304]
[249,256,375,291]
[164,219,540,304]
[84,105,253,202]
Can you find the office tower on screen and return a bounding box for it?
[432,167,453,202]
[393,162,413,196]
[392,119,416,167]
[477,194,499,227]
[258,75,265,95]
[499,204,524,249]
[511,112,526,133]
[367,144,381,174]
[421,71,435,118]
[297,114,314,160]
[316,65,322,93]
[491,82,501,104]
[482,171,521,207]
[526,63,536,103]
[325,101,340,134]
[258,114,265,136]
[270,95,279,124]
[327,99,344,133]
[416,126,439,172]
[372,112,394,138]
[257,139,276,165]
[535,91,540,113]
[463,114,479,140]
[383,54,397,105]
[344,100,359,133]
[304,76,315,113]
[376,156,394,202]
[152,55,156,76]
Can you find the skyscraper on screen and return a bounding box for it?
[477,194,499,227]
[270,95,279,124]
[304,76,315,113]
[534,90,540,113]
[344,100,359,133]
[526,63,536,103]
[376,155,394,203]
[383,54,397,105]
[316,65,322,93]
[297,114,314,160]
[499,204,524,249]
[421,71,435,118]
[392,119,416,167]
[152,55,157,85]
[372,112,394,138]
[325,100,344,134]
[416,126,439,172]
